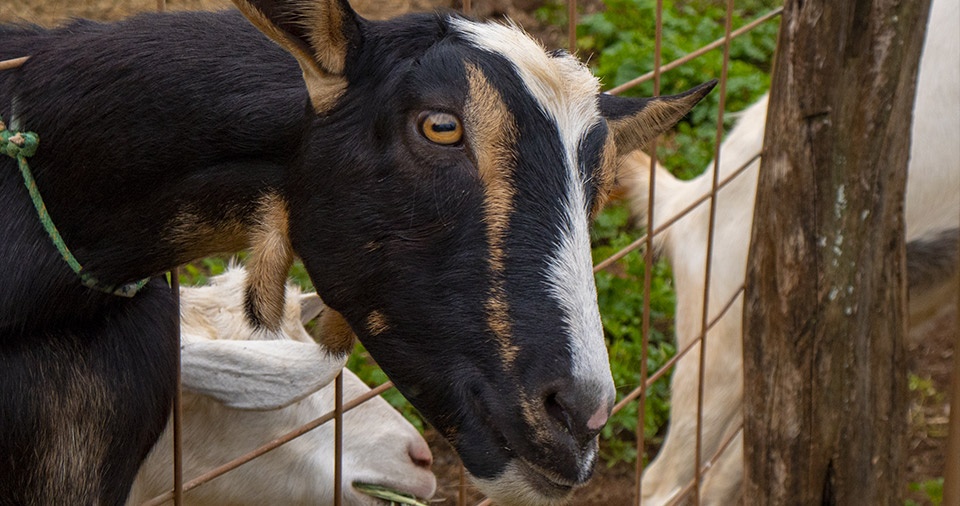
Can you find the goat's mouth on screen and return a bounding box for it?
[469,457,586,506]
[352,482,432,506]
[516,458,579,498]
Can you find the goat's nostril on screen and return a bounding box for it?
[544,388,611,445]
[408,440,433,469]
[544,392,574,435]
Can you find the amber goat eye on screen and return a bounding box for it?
[419,112,463,145]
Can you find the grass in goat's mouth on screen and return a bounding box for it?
[353,483,431,506]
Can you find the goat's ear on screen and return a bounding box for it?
[231,0,361,112]
[316,307,357,355]
[600,80,717,155]
[180,339,347,410]
[299,292,325,324]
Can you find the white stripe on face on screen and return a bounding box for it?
[452,19,614,405]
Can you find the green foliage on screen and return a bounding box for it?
[541,0,779,178]
[591,202,677,465]
[906,478,944,506]
[576,0,778,466]
[909,373,943,403]
[178,255,232,286]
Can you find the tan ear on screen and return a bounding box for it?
[599,80,717,155]
[231,0,362,112]
[316,307,357,355]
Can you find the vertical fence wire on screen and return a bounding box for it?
[693,0,737,501]
[945,200,960,504]
[459,1,472,501]
[334,371,344,506]
[162,1,177,501]
[633,0,664,503]
[458,0,469,485]
[171,268,183,506]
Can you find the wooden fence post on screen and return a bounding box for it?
[742,0,932,503]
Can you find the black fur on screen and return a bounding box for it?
[907,228,959,291]
[0,11,305,504]
[0,281,177,505]
[0,7,656,502]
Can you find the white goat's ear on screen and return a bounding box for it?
[599,80,717,155]
[299,293,325,324]
[181,340,347,410]
[231,0,362,112]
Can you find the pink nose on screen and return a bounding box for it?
[409,439,433,469]
[586,404,609,431]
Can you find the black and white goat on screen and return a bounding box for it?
[622,0,958,502]
[0,1,713,504]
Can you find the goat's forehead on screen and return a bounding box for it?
[450,18,602,129]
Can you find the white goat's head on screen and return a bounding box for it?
[130,268,436,505]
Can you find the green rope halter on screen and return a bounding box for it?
[1,116,150,297]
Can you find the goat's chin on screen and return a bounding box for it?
[471,460,583,506]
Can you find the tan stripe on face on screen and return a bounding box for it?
[464,63,520,366]
[365,310,390,336]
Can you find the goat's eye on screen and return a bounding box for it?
[419,112,463,146]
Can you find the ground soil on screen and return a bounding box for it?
[2,2,953,505]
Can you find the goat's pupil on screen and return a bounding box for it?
[419,111,463,145]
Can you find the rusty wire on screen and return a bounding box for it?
[606,7,782,95]
[662,424,744,506]
[612,286,744,415]
[141,2,782,505]
[945,208,960,504]
[593,152,761,273]
[142,382,394,505]
[0,1,782,505]
[334,371,344,506]
[634,0,664,501]
[171,269,183,506]
[692,0,737,500]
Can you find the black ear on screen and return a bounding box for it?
[231,0,363,112]
[599,80,717,155]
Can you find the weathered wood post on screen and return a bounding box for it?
[742,0,932,503]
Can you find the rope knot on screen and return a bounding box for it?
[1,117,39,158]
[1,114,149,297]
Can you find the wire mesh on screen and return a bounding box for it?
[141,1,783,505]
[9,1,942,505]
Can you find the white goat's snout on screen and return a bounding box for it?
[128,268,436,505]
[339,372,438,502]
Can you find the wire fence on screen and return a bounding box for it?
[139,1,783,505]
[0,0,782,504]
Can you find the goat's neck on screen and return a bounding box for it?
[0,157,292,330]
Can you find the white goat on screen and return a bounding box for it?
[621,0,959,502]
[127,269,437,505]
